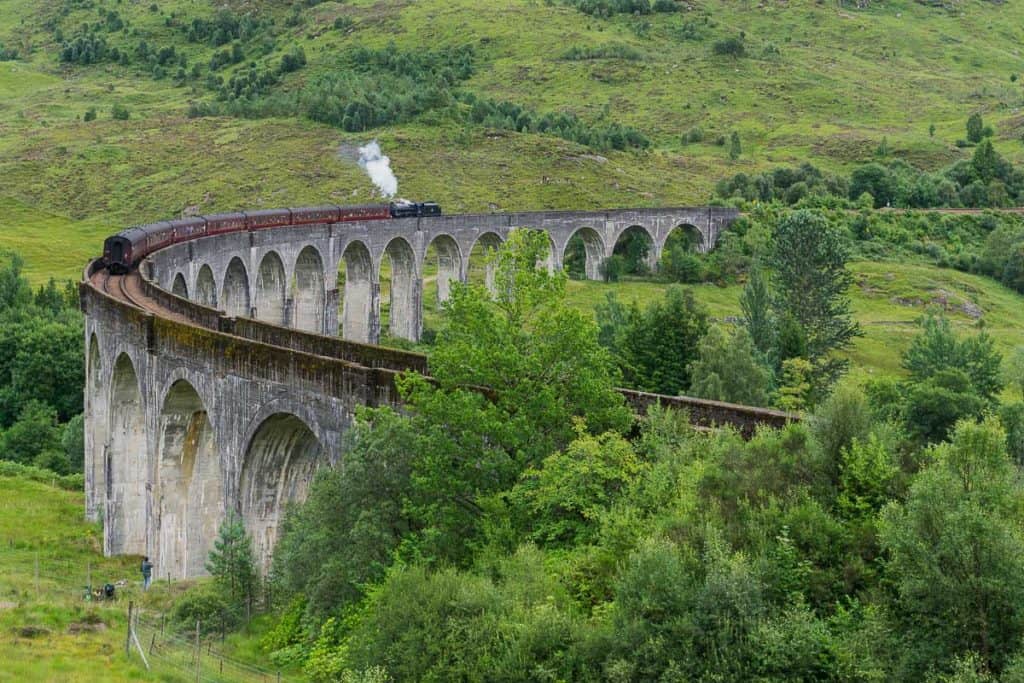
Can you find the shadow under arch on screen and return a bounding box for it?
[171,273,189,299]
[255,251,287,325]
[381,236,419,341]
[338,240,374,343]
[292,245,326,333]
[424,233,463,309]
[195,264,217,308]
[221,257,250,318]
[239,413,324,573]
[156,379,221,578]
[106,352,147,556]
[563,226,606,281]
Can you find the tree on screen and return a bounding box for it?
[880,418,1024,677]
[740,265,775,359]
[620,285,709,395]
[966,112,986,144]
[687,326,772,406]
[901,314,1003,404]
[729,131,742,160]
[274,408,418,620]
[507,429,642,547]
[206,513,258,616]
[0,400,60,465]
[768,211,860,395]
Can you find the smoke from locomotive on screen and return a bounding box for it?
[358,140,398,198]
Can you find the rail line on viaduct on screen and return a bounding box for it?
[80,206,795,577]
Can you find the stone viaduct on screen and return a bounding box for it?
[81,206,793,579]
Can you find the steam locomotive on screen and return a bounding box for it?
[102,201,441,273]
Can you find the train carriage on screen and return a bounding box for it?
[246,209,292,231]
[291,205,343,226]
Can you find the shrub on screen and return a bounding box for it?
[111,104,130,120]
[712,35,745,58]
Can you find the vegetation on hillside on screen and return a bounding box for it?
[209,230,1024,682]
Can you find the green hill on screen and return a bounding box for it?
[3,0,1024,239]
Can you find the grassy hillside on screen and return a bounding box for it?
[3,0,1024,260]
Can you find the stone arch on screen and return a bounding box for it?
[381,237,419,341]
[156,380,222,578]
[292,246,325,334]
[663,223,705,255]
[612,224,656,275]
[195,264,217,308]
[338,240,375,343]
[425,233,463,308]
[563,226,606,281]
[106,352,147,556]
[221,257,250,318]
[171,273,189,299]
[239,413,324,572]
[86,334,106,521]
[468,232,504,294]
[255,251,287,325]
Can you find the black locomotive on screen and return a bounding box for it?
[102,201,442,273]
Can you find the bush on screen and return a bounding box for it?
[83,107,96,122]
[712,35,745,58]
[111,104,130,120]
[170,585,236,635]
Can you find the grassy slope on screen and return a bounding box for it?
[4,0,1024,277]
[0,475,154,681]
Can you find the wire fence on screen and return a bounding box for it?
[0,549,294,682]
[129,604,295,682]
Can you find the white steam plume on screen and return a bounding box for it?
[357,140,398,198]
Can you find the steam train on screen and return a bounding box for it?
[102,201,441,273]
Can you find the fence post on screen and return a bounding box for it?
[194,620,201,683]
[125,601,134,657]
[86,560,91,592]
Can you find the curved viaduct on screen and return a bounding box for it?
[81,206,791,578]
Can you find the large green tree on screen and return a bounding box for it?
[768,210,860,396]
[880,418,1024,678]
[620,285,709,395]
[688,326,772,406]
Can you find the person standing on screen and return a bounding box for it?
[141,556,153,591]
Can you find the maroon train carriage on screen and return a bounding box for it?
[169,217,208,243]
[205,212,247,236]
[291,205,343,226]
[341,204,391,222]
[246,209,292,231]
[102,203,442,273]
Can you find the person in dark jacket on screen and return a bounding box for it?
[141,556,153,591]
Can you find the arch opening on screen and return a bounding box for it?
[86,335,106,521]
[563,227,605,281]
[106,353,147,556]
[157,380,221,578]
[424,234,463,311]
[665,223,705,253]
[255,251,287,325]
[338,241,374,343]
[171,273,189,299]
[612,225,656,276]
[467,232,504,294]
[292,246,326,333]
[381,237,419,341]
[221,257,250,318]
[239,414,323,573]
[195,265,217,308]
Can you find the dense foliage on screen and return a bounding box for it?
[254,227,1024,681]
[0,254,84,476]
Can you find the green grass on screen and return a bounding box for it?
[0,474,292,681]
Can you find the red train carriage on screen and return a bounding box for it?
[245,209,292,231]
[205,212,247,235]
